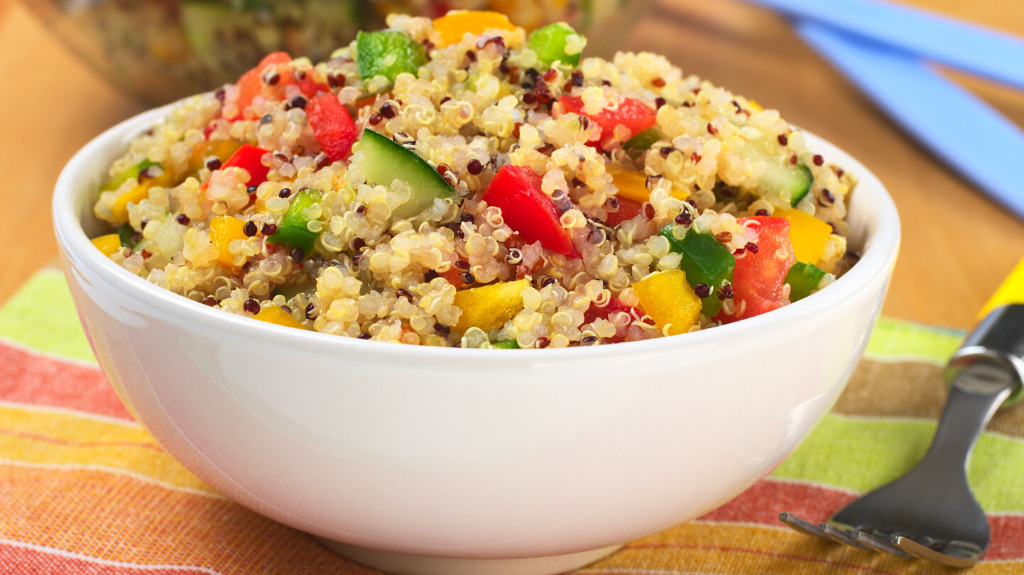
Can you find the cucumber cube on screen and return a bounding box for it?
[528,22,585,67]
[356,30,426,84]
[359,129,455,219]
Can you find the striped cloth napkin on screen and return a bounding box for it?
[1,269,1022,575]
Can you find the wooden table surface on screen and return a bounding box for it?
[1,0,1022,330]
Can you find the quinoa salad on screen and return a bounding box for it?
[90,11,858,349]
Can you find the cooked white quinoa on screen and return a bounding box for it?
[92,13,857,348]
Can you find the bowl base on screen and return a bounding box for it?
[316,540,623,575]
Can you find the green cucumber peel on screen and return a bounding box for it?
[359,128,455,219]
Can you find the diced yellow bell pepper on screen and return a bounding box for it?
[779,208,832,265]
[91,234,122,257]
[209,215,248,269]
[109,165,178,224]
[453,279,529,333]
[632,269,702,336]
[253,305,308,329]
[978,255,1024,320]
[433,11,516,48]
[190,139,244,173]
[111,185,153,224]
[608,164,687,204]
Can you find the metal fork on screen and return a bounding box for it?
[780,304,1024,568]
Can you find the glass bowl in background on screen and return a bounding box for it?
[23,0,653,104]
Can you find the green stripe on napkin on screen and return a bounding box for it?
[771,413,1024,513]
[0,268,94,363]
[864,316,963,362]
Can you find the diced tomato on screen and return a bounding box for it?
[296,74,330,98]
[306,93,358,162]
[481,165,578,257]
[604,197,643,227]
[437,265,474,289]
[230,52,293,120]
[558,95,658,147]
[229,52,330,120]
[583,297,640,343]
[428,0,453,18]
[717,216,796,323]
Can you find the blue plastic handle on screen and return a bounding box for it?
[798,22,1024,219]
[745,0,1024,90]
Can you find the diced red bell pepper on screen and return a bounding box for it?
[306,93,358,162]
[201,143,270,194]
[222,143,271,186]
[558,95,658,147]
[717,216,796,323]
[481,165,577,257]
[583,296,640,343]
[603,197,643,227]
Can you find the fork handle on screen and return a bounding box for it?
[946,304,1024,408]
[923,368,1014,475]
[922,304,1024,471]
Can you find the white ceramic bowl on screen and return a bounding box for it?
[53,105,900,575]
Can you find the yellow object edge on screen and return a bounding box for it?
[978,255,1024,320]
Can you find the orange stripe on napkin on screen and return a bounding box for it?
[0,539,221,574]
[0,465,374,575]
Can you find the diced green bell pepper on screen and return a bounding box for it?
[117,222,138,250]
[268,188,322,253]
[528,22,585,67]
[624,128,663,159]
[356,30,426,84]
[491,339,520,349]
[786,261,827,302]
[660,225,736,317]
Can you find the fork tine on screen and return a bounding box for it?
[778,513,832,540]
[890,535,981,568]
[819,523,875,550]
[851,530,913,558]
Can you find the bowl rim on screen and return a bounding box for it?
[53,102,901,362]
